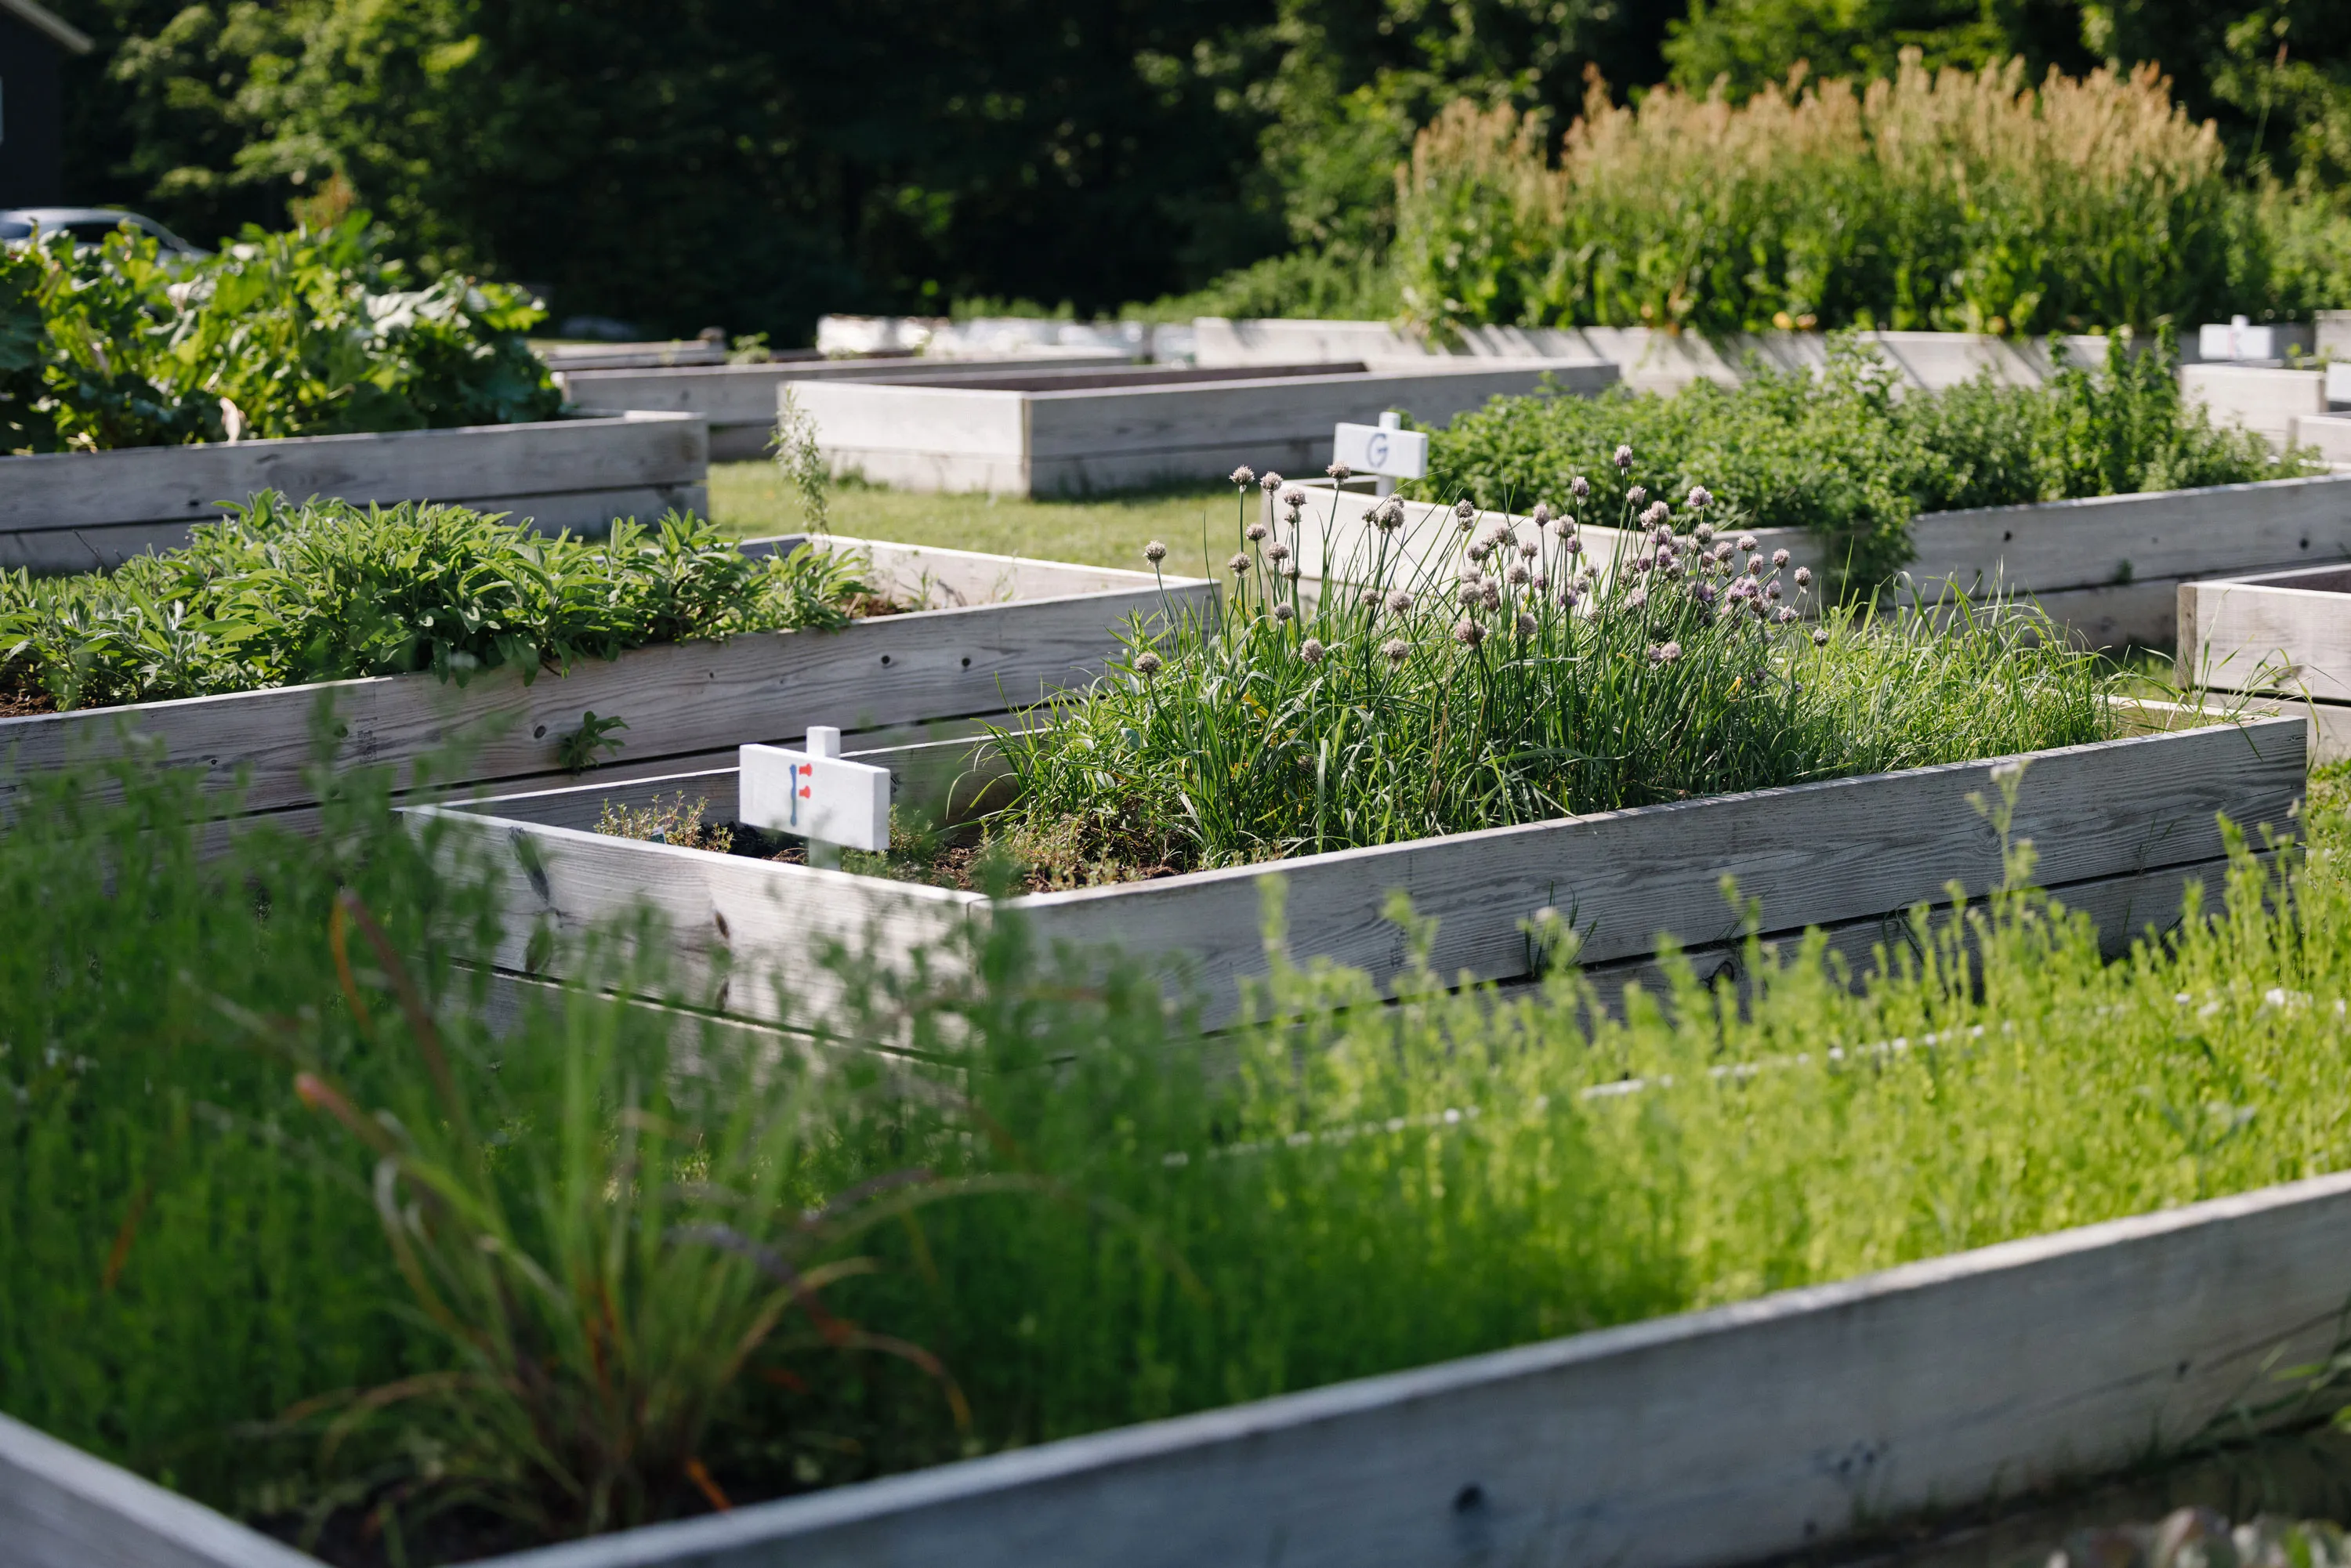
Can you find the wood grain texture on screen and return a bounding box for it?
[448,715,2303,1030]
[2181,363,2327,444]
[2183,566,2351,702]
[0,413,708,534]
[0,565,1207,818]
[0,1412,320,1568]
[1006,716,2303,1023]
[1907,473,2351,598]
[471,1171,2351,1568]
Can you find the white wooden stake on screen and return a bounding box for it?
[740,724,891,867]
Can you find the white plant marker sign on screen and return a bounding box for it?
[740,726,890,867]
[1332,410,1429,498]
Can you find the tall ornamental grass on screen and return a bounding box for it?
[0,494,870,712]
[1411,335,2313,592]
[993,466,2111,881]
[10,737,2351,1566]
[1391,53,2245,343]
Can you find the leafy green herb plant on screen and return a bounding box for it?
[993,465,2112,880]
[0,494,872,711]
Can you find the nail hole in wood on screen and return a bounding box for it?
[715,910,731,940]
[533,725,547,739]
[881,654,893,666]
[962,655,972,668]
[1452,1484,1483,1514]
[2002,530,2013,542]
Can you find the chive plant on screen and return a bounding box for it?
[996,458,2111,880]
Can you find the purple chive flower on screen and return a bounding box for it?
[1143,540,1168,563]
[1628,486,1648,507]
[1516,611,1538,637]
[1688,486,1712,509]
[1737,534,1758,552]
[1133,650,1163,675]
[1813,626,1831,646]
[1230,466,1255,487]
[1531,502,1552,525]
[1387,589,1415,614]
[1259,471,1283,492]
[1300,637,1326,664]
[1227,552,1251,575]
[1273,603,1295,622]
[1772,549,1791,568]
[1570,475,1591,498]
[1266,541,1291,563]
[1795,567,1813,587]
[1281,487,1306,509]
[1454,618,1486,647]
[1506,562,1531,585]
[1383,637,1410,667]
[1245,521,1269,541]
[1327,463,1352,481]
[1613,445,1633,470]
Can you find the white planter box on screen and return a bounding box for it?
[558,353,1132,462]
[1302,471,2351,650]
[0,412,708,574]
[1192,319,2137,396]
[422,712,2302,1031]
[2180,364,2325,446]
[2179,561,2351,763]
[791,360,1617,498]
[14,1085,2351,1568]
[2198,320,2317,362]
[0,539,1210,826]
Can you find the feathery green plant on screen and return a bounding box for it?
[1411,334,2314,593]
[0,493,871,711]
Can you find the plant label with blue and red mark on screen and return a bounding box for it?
[1332,419,1429,479]
[739,733,890,852]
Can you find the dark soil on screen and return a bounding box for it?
[0,686,56,718]
[745,826,1188,893]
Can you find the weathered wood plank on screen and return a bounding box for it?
[0,413,708,534]
[2181,563,2351,702]
[0,1413,318,1568]
[1006,717,2304,1021]
[0,558,1206,817]
[462,1170,2351,1568]
[1906,473,2351,599]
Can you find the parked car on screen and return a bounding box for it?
[0,207,204,254]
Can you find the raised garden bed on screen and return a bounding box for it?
[418,710,2303,1030]
[0,411,708,574]
[0,538,1210,826]
[558,353,1134,461]
[2179,561,2351,764]
[1301,476,2351,650]
[791,358,1617,497]
[13,1162,2351,1568]
[1194,317,2134,394]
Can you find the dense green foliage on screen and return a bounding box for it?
[0,494,868,710]
[2,732,2345,1559]
[0,216,556,454]
[53,0,2351,335]
[993,474,2112,879]
[1411,335,2311,589]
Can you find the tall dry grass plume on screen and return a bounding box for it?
[1396,50,2242,342]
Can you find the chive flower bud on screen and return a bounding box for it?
[1387,589,1415,614]
[1246,521,1269,541]
[1515,611,1538,637]
[1531,502,1551,525]
[1374,497,1405,530]
[1282,487,1306,508]
[1230,466,1255,487]
[1133,650,1163,675]
[1143,540,1168,563]
[1688,486,1712,509]
[1570,474,1591,498]
[1327,462,1352,481]
[1506,562,1531,585]
[1628,486,1647,507]
[1772,549,1791,568]
[1454,498,1477,529]
[1259,471,1283,492]
[1518,538,1538,559]
[1737,534,1758,552]
[1300,638,1326,664]
[1266,541,1291,563]
[1383,637,1410,667]
[1227,552,1251,575]
[1794,567,1813,587]
[1813,626,1831,646]
[1273,603,1295,623]
[1777,607,1799,624]
[1453,618,1485,647]
[1613,445,1633,470]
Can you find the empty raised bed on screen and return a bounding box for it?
[791,358,1617,497]
[558,352,1135,460]
[0,534,1211,827]
[0,411,709,573]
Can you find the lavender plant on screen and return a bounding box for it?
[994,459,2112,879]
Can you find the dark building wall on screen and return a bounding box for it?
[0,16,64,206]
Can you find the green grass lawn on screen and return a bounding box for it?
[707,462,1238,574]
